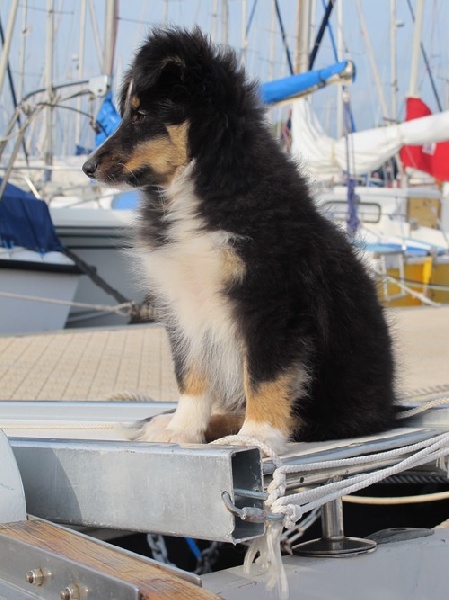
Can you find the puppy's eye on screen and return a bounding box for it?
[131,109,149,124]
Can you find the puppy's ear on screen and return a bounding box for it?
[155,57,187,90]
[154,57,191,106]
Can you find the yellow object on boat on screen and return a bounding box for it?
[379,256,433,307]
[430,255,449,304]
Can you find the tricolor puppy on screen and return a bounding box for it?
[83,28,396,453]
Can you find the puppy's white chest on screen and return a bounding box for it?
[135,176,245,402]
[139,233,233,339]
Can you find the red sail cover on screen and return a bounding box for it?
[400,97,449,181]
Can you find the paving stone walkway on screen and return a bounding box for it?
[0,307,448,402]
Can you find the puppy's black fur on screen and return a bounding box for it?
[83,28,396,449]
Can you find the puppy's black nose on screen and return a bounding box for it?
[82,159,97,178]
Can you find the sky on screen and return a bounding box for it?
[1,0,448,153]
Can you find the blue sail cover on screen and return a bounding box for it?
[0,179,62,252]
[260,61,353,105]
[95,91,121,147]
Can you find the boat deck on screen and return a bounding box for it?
[0,306,448,402]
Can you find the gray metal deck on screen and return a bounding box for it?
[2,399,448,544]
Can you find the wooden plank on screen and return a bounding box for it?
[0,519,221,600]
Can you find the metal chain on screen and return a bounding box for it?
[146,534,172,565]
[194,541,222,574]
[61,247,142,321]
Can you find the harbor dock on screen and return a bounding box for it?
[0,306,448,402]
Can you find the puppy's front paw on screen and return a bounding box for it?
[123,412,174,440]
[238,420,287,455]
[136,422,205,444]
[125,414,205,444]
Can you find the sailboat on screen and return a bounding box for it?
[287,0,449,307]
[0,0,147,329]
[0,177,80,334]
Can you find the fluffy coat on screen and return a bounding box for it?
[82,27,396,452]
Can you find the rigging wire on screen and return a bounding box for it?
[245,0,258,36]
[321,0,338,61]
[273,0,294,75]
[308,0,335,70]
[0,14,29,163]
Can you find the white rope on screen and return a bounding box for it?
[0,290,132,315]
[270,432,449,527]
[106,391,156,402]
[211,428,449,599]
[404,384,449,399]
[210,434,282,466]
[343,491,449,505]
[397,396,449,419]
[210,435,287,597]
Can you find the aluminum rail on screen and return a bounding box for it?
[10,438,264,544]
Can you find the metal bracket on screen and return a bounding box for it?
[293,497,377,557]
[0,533,139,599]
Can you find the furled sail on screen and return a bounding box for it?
[290,98,449,180]
[260,61,354,106]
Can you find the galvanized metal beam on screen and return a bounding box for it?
[11,438,264,543]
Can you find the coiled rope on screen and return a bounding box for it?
[211,393,449,599]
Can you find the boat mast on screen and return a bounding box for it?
[211,0,218,43]
[222,0,228,45]
[407,0,424,98]
[390,0,405,186]
[390,0,398,122]
[355,0,389,124]
[0,0,19,103]
[336,0,343,138]
[17,1,27,104]
[241,0,247,66]
[44,0,54,184]
[75,0,87,149]
[295,0,310,73]
[104,0,117,88]
[87,0,104,73]
[269,1,276,82]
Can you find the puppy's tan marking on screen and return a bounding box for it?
[180,367,207,396]
[166,122,189,166]
[205,413,245,441]
[131,96,140,109]
[243,366,306,435]
[220,248,246,285]
[124,122,189,184]
[124,138,173,174]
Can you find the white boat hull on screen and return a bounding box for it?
[0,250,80,335]
[50,207,146,328]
